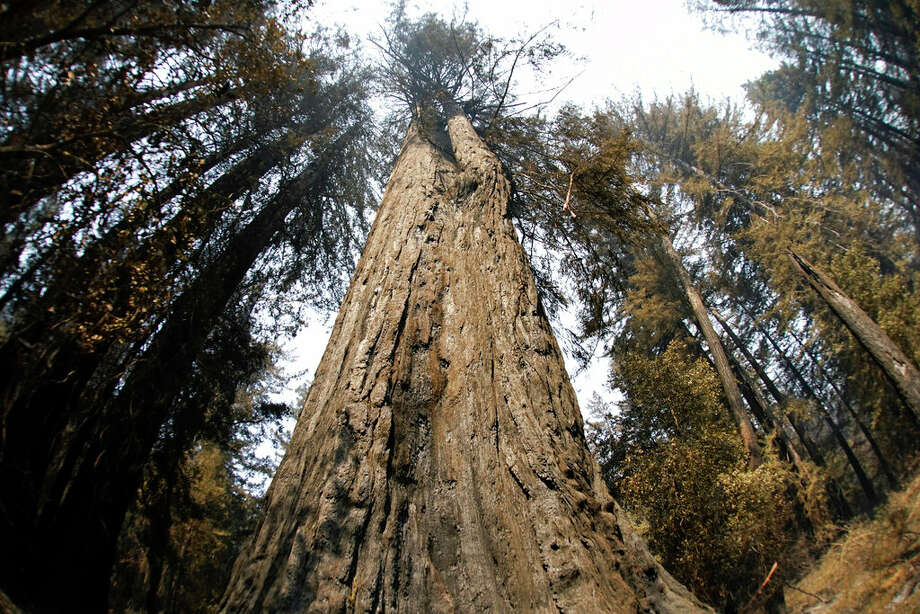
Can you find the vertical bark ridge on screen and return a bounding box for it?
[220,115,711,613]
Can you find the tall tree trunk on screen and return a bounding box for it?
[788,249,920,425]
[220,111,710,613]
[659,236,763,468]
[712,309,825,463]
[681,319,785,453]
[0,124,312,430]
[727,350,800,465]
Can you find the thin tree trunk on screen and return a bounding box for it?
[650,152,920,428]
[660,236,763,468]
[692,321,799,467]
[648,145,920,427]
[725,309,856,518]
[0,128,310,478]
[731,360,773,433]
[220,111,711,613]
[784,327,899,487]
[727,350,801,465]
[713,309,826,463]
[681,319,784,451]
[754,318,879,508]
[788,249,920,424]
[711,309,818,454]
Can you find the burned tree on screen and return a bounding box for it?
[220,16,709,613]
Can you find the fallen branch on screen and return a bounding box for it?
[562,171,576,218]
[740,561,779,613]
[784,581,829,604]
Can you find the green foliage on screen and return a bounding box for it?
[696,0,920,239]
[484,104,662,361]
[111,443,273,614]
[614,89,919,496]
[615,340,730,439]
[590,341,824,611]
[617,248,687,352]
[372,11,563,127]
[623,438,802,610]
[721,103,920,465]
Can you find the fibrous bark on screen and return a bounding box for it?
[220,111,710,613]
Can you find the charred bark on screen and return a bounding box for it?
[220,111,710,613]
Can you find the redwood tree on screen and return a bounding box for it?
[221,102,708,614]
[220,16,709,613]
[659,235,763,468]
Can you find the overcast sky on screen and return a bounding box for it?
[311,0,776,103]
[277,0,778,417]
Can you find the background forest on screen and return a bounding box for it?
[1,0,918,612]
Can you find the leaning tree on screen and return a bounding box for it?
[219,15,710,613]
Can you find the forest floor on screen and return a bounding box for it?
[782,469,920,613]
